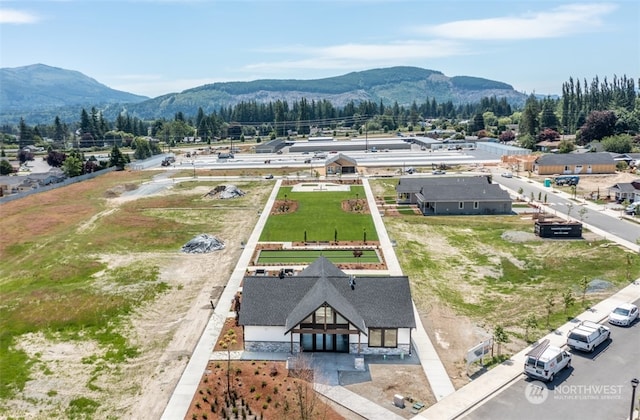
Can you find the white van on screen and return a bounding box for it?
[524,339,572,382]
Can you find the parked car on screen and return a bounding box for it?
[432,170,446,175]
[524,339,572,382]
[625,203,640,215]
[567,320,610,352]
[501,172,513,178]
[608,303,639,327]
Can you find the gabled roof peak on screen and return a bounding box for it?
[298,255,348,279]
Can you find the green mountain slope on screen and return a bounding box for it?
[0,65,526,125]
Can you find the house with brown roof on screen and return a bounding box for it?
[238,257,415,355]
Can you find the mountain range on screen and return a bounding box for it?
[0,64,528,125]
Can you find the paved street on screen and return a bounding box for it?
[463,299,640,420]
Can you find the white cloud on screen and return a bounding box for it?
[414,3,617,40]
[0,8,40,24]
[110,76,223,97]
[245,39,469,74]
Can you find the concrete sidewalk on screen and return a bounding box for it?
[362,178,456,401]
[160,179,283,420]
[418,279,640,420]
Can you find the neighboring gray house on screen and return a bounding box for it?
[239,256,416,355]
[608,180,640,203]
[396,175,512,215]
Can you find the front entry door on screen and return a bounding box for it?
[301,333,348,352]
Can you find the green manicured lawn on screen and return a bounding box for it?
[257,249,380,264]
[260,186,378,242]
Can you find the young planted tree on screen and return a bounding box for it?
[562,290,575,315]
[523,314,537,343]
[493,325,509,357]
[287,353,326,420]
[579,276,589,307]
[578,207,588,222]
[545,295,555,329]
[220,329,237,398]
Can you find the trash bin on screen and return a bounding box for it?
[544,178,551,187]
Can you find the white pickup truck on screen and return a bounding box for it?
[567,321,611,352]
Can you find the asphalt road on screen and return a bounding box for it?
[162,147,501,172]
[463,299,640,420]
[493,175,640,247]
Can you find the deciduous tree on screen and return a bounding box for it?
[577,110,617,144]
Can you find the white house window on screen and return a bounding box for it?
[458,202,463,209]
[474,201,479,209]
[368,328,398,347]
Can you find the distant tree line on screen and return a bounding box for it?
[1,74,638,163]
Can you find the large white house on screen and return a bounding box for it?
[238,256,416,355]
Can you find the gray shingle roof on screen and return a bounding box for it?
[609,181,640,193]
[396,175,491,193]
[396,175,509,201]
[238,256,416,334]
[420,183,510,202]
[535,152,615,166]
[326,153,357,165]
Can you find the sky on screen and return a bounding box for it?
[1,0,638,99]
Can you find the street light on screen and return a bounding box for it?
[192,160,196,178]
[364,119,368,152]
[631,378,639,420]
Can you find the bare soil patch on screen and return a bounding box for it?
[341,199,370,214]
[270,199,299,215]
[186,360,347,420]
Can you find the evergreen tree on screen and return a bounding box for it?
[468,113,485,133]
[109,145,127,170]
[53,116,66,144]
[539,99,559,131]
[18,118,34,148]
[519,95,540,137]
[80,108,92,137]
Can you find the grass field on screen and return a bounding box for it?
[256,249,380,264]
[259,186,379,243]
[0,173,270,415]
[369,179,640,341]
